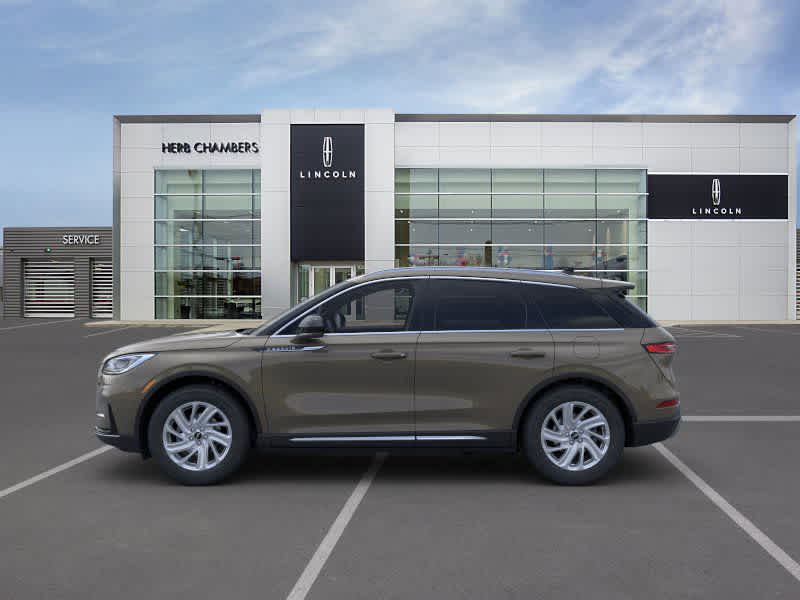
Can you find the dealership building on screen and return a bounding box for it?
[103,110,798,322]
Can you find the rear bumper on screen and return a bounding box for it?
[627,414,681,447]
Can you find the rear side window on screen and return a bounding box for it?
[523,285,619,330]
[589,290,655,328]
[427,279,526,331]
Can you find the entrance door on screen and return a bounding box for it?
[296,264,365,303]
[24,261,76,317]
[263,278,421,441]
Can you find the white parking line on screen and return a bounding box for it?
[0,446,112,501]
[84,326,137,338]
[655,443,800,584]
[286,452,386,600]
[683,416,800,422]
[0,318,78,332]
[667,327,742,339]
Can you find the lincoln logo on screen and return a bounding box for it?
[322,136,333,168]
[712,178,721,206]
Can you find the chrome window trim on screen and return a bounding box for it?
[270,331,421,339]
[416,435,487,441]
[417,328,623,334]
[289,436,415,443]
[273,275,578,336]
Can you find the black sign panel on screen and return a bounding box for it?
[291,124,365,261]
[647,174,788,219]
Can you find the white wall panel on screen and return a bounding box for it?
[437,147,491,166]
[209,122,261,140]
[648,246,691,293]
[649,295,691,320]
[365,124,395,191]
[119,270,154,320]
[259,124,289,191]
[691,147,739,173]
[739,147,789,173]
[643,147,691,172]
[643,123,691,147]
[740,123,789,148]
[691,246,739,294]
[119,243,153,271]
[395,122,438,147]
[119,220,152,246]
[592,122,642,147]
[121,123,162,148]
[161,123,212,142]
[740,294,787,320]
[364,190,395,274]
[648,220,693,245]
[738,221,789,245]
[490,147,541,167]
[691,295,739,320]
[490,122,541,147]
[120,171,153,198]
[692,221,739,245]
[365,109,394,124]
[121,147,163,172]
[541,122,592,146]
[395,146,440,166]
[689,123,739,147]
[120,196,152,220]
[592,146,643,165]
[540,147,593,165]
[439,122,490,147]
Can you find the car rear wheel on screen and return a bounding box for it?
[522,385,624,485]
[148,384,250,485]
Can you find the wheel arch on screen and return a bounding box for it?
[135,371,261,458]
[512,374,635,449]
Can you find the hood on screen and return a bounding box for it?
[105,329,246,358]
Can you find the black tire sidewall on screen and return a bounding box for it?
[147,384,250,485]
[522,386,625,485]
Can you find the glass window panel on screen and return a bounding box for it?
[155,170,202,195]
[597,194,646,219]
[492,169,543,193]
[155,221,201,245]
[438,246,490,267]
[395,168,437,194]
[155,272,204,296]
[439,169,490,193]
[204,195,254,219]
[491,221,544,245]
[155,195,201,219]
[545,245,596,270]
[629,297,647,312]
[598,245,646,271]
[596,220,646,245]
[395,220,437,245]
[439,194,490,218]
[544,169,595,194]
[396,245,439,267]
[253,170,261,191]
[524,286,618,330]
[156,297,203,319]
[253,194,261,218]
[313,267,331,295]
[202,245,259,270]
[596,170,645,194]
[155,246,204,270]
[439,221,491,245]
[544,194,595,219]
[545,221,596,245]
[493,246,544,269]
[203,169,253,194]
[204,271,261,296]
[202,220,257,245]
[492,194,543,218]
[395,194,438,218]
[201,297,261,319]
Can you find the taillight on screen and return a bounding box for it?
[656,398,680,408]
[644,342,676,354]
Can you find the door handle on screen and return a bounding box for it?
[510,349,545,359]
[371,351,407,360]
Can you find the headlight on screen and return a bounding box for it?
[102,353,155,375]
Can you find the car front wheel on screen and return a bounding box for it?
[148,384,250,485]
[522,385,625,485]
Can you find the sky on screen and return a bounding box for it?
[0,0,798,233]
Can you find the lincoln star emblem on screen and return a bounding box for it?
[711,178,721,206]
[322,136,333,168]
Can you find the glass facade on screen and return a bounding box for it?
[154,169,261,319]
[395,168,647,309]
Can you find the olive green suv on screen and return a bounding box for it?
[96,267,679,485]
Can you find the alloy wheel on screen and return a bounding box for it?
[162,401,233,471]
[540,401,610,471]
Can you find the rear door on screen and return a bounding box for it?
[413,278,554,446]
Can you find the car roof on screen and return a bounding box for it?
[355,267,634,290]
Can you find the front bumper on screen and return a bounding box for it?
[627,414,681,447]
[95,427,141,453]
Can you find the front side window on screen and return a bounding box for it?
[428,279,526,331]
[284,281,417,335]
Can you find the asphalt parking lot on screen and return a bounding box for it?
[1,318,799,599]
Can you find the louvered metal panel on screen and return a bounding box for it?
[24,261,75,317]
[91,261,113,318]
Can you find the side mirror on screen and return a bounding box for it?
[293,314,325,343]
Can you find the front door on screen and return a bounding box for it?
[413,278,554,446]
[296,264,365,303]
[263,278,422,443]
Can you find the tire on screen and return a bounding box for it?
[147,384,251,485]
[521,385,625,485]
